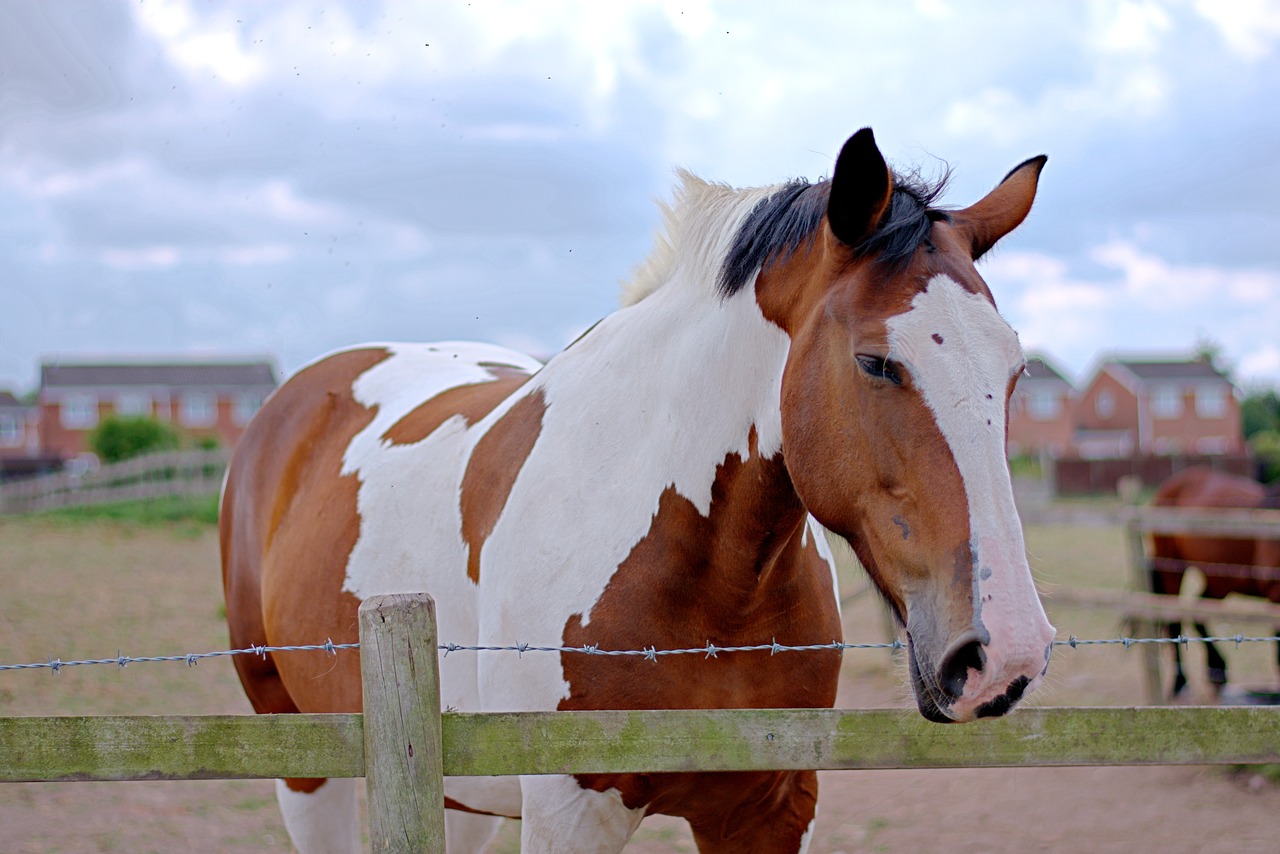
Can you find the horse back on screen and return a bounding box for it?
[1150,466,1270,597]
[220,345,533,714]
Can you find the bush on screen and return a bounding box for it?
[1249,430,1280,484]
[88,416,180,463]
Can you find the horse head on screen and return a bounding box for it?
[758,128,1055,722]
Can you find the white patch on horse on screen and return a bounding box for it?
[330,178,807,819]
[475,274,792,711]
[886,275,1054,707]
[275,778,360,854]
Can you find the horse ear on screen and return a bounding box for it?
[953,155,1047,259]
[827,128,893,247]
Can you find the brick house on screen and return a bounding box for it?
[0,391,40,459]
[38,359,278,462]
[1008,356,1075,459]
[1073,357,1242,459]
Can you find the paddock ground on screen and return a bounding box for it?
[1,515,1277,852]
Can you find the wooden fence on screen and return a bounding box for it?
[4,593,1280,850]
[1120,505,1280,703]
[0,448,230,514]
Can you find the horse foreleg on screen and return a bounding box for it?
[519,775,645,853]
[1167,618,1190,698]
[275,778,360,854]
[1197,621,1229,688]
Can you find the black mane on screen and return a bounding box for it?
[718,169,950,298]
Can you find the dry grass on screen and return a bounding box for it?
[0,517,293,852]
[2,511,1276,852]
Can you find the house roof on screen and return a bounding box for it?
[1111,359,1229,382]
[40,360,278,390]
[0,391,28,408]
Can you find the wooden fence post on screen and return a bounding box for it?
[1125,515,1164,704]
[359,593,446,852]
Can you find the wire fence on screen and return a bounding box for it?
[4,632,1280,675]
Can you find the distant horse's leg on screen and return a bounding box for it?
[275,778,360,854]
[445,812,504,852]
[1274,626,1280,685]
[519,775,645,853]
[1149,561,1190,697]
[1199,621,1229,689]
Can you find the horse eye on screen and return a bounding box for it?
[856,355,903,386]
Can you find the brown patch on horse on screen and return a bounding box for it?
[381,365,531,446]
[459,388,548,583]
[222,347,385,712]
[221,348,391,794]
[444,797,519,819]
[558,431,839,841]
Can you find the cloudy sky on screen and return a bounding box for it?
[2,0,1279,395]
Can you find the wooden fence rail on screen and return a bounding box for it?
[3,593,1280,850]
[0,448,230,514]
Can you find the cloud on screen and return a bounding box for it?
[1192,0,1280,60]
[989,241,1280,387]
[2,0,1279,398]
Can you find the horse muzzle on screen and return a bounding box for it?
[906,621,1055,723]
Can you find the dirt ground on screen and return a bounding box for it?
[2,519,1278,852]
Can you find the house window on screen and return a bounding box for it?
[1196,387,1227,419]
[62,395,99,429]
[181,392,217,427]
[0,414,19,446]
[1028,391,1061,421]
[233,393,263,427]
[1095,390,1115,419]
[115,392,151,418]
[1151,385,1182,419]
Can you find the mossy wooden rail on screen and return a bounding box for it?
[3,593,1280,850]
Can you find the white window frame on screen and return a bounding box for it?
[233,392,262,427]
[180,392,217,428]
[1195,386,1227,419]
[0,413,19,446]
[61,394,99,430]
[1095,389,1115,419]
[1028,391,1061,421]
[1151,385,1183,419]
[115,392,151,418]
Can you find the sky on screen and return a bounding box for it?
[2,0,1279,395]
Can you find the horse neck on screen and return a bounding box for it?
[538,276,808,580]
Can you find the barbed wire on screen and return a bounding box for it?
[4,633,1280,675]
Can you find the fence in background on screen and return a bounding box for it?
[1052,454,1253,496]
[4,593,1280,850]
[0,448,230,514]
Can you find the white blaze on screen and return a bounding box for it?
[886,275,1053,697]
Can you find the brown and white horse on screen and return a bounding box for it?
[220,128,1055,853]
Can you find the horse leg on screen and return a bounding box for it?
[519,775,645,853]
[1149,562,1190,698]
[1198,621,1229,690]
[445,812,504,852]
[275,778,360,854]
[1275,626,1280,685]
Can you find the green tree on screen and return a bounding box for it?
[1241,390,1280,439]
[1250,430,1280,483]
[88,415,180,463]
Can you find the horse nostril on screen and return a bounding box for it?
[936,635,986,699]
